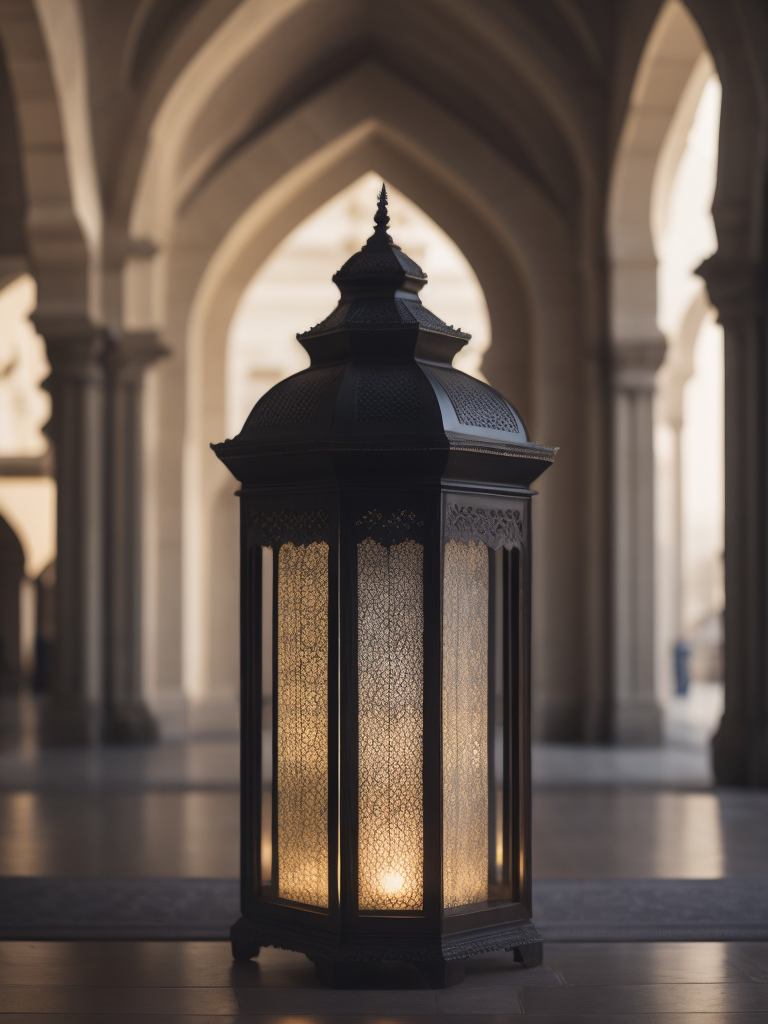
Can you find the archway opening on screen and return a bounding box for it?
[0,274,56,746]
[608,0,722,757]
[225,172,491,438]
[654,73,724,747]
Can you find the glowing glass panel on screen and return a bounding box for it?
[357,537,424,911]
[442,539,489,908]
[276,541,329,907]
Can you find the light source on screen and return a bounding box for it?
[213,185,556,987]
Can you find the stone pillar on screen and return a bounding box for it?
[700,256,768,785]
[102,332,166,742]
[34,317,105,745]
[612,339,666,744]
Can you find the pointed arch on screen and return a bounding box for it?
[0,0,89,317]
[607,0,715,743]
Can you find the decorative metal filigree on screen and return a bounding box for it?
[231,913,543,964]
[444,504,523,550]
[431,367,520,433]
[249,509,329,548]
[355,508,425,547]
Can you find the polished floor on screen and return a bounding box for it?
[1,779,767,880]
[1,939,768,1020]
[1,692,768,1021]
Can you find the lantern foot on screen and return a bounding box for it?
[230,917,261,961]
[231,937,260,961]
[512,941,543,967]
[416,959,466,988]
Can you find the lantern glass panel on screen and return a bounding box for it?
[442,539,490,907]
[275,540,330,907]
[442,503,522,909]
[260,546,273,887]
[257,532,330,909]
[357,527,424,912]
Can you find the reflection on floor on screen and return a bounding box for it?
[2,730,768,881]
[2,782,768,880]
[1,709,767,1017]
[1,939,767,1019]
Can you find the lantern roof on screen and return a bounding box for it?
[296,184,471,362]
[212,185,557,489]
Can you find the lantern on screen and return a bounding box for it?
[213,186,556,987]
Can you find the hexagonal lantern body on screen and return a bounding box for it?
[212,188,556,988]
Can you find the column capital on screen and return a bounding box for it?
[697,254,763,323]
[612,336,666,392]
[32,314,106,381]
[106,331,169,382]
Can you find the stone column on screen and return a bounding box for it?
[102,331,166,742]
[699,256,768,785]
[34,316,106,745]
[612,339,666,744]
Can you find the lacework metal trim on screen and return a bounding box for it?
[355,508,425,547]
[249,509,329,548]
[231,915,542,963]
[444,504,523,550]
[219,437,556,462]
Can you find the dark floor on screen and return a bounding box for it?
[2,735,768,1019]
[1,939,768,1020]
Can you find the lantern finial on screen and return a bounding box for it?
[364,182,393,248]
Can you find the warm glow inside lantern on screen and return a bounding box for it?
[213,186,556,987]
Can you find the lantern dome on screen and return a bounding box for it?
[214,186,556,488]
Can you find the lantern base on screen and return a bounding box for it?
[230,915,543,987]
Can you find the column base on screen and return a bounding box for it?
[39,697,97,746]
[102,702,158,744]
[150,691,187,739]
[713,714,768,786]
[0,694,20,744]
[613,699,663,745]
[187,694,238,736]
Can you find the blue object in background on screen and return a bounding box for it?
[674,640,691,695]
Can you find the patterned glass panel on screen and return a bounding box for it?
[357,536,424,911]
[442,539,489,908]
[260,546,274,887]
[276,541,329,907]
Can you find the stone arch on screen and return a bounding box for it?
[0,0,89,317]
[124,0,596,255]
[139,60,597,738]
[607,0,713,743]
[683,1,768,784]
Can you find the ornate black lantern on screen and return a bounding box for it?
[213,187,556,987]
